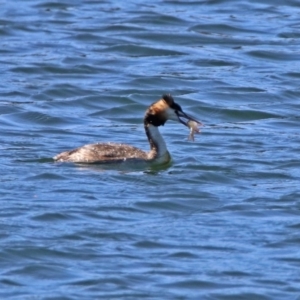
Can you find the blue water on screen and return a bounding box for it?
[1,0,300,299]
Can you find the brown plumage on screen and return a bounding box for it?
[54,142,148,164]
[53,94,201,164]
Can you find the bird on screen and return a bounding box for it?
[53,94,201,164]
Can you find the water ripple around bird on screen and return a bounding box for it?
[1,0,300,299]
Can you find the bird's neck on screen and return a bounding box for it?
[144,123,169,160]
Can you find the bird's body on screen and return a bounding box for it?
[53,94,201,164]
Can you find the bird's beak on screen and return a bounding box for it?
[176,110,202,127]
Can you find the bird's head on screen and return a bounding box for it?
[145,94,201,127]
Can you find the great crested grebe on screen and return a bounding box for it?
[53,94,201,164]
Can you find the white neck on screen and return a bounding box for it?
[146,124,168,159]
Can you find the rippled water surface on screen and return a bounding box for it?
[1,0,300,299]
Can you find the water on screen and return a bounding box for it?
[1,0,300,299]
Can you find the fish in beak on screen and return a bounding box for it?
[176,109,202,127]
